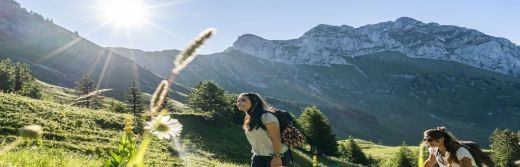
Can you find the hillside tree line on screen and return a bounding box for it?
[0,58,42,98]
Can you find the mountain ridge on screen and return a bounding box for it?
[0,0,193,100]
[230,17,520,76]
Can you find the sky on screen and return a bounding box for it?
[15,0,520,54]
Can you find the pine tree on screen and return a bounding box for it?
[0,58,15,92]
[21,80,42,99]
[380,142,416,167]
[126,79,144,116]
[14,63,35,92]
[0,59,41,98]
[13,62,24,91]
[187,81,228,119]
[340,136,369,165]
[126,80,144,134]
[396,144,415,167]
[74,74,98,108]
[490,128,520,167]
[298,106,338,156]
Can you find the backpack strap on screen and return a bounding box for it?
[288,148,295,167]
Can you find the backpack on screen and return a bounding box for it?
[459,141,494,167]
[271,110,306,147]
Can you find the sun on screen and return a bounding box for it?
[101,0,149,26]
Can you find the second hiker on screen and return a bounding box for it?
[423,127,477,167]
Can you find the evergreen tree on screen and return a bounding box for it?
[109,100,127,113]
[21,80,42,99]
[298,106,338,156]
[13,62,24,91]
[74,74,99,108]
[394,146,414,167]
[380,142,416,167]
[187,81,228,118]
[0,58,15,92]
[490,128,520,167]
[15,63,37,94]
[222,92,238,119]
[0,59,41,98]
[340,136,369,165]
[126,80,144,116]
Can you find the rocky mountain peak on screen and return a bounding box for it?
[233,34,269,47]
[393,17,424,28]
[229,17,520,76]
[303,24,357,38]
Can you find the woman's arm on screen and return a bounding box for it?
[265,122,283,167]
[423,152,437,167]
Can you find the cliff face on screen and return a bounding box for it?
[230,17,520,76]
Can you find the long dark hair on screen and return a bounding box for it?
[239,92,273,131]
[424,127,463,165]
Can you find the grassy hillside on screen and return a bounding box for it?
[0,92,181,166]
[0,81,373,166]
[172,112,363,167]
[0,148,101,166]
[350,139,419,160]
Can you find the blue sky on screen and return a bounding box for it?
[15,0,520,54]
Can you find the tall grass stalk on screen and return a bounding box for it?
[71,88,112,105]
[0,125,43,156]
[418,142,425,167]
[127,28,215,167]
[0,138,22,155]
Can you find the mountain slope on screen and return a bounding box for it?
[111,18,520,146]
[0,0,192,99]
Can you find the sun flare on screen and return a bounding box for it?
[101,0,149,26]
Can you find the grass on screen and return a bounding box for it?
[0,147,101,167]
[0,92,180,166]
[291,148,362,167]
[0,84,417,167]
[351,139,419,161]
[172,113,251,164]
[171,112,363,167]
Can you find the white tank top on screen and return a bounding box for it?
[244,113,288,156]
[429,147,477,167]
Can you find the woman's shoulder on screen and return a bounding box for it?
[456,146,470,152]
[261,112,278,123]
[261,111,276,117]
[455,146,472,157]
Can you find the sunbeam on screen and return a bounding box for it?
[143,21,184,40]
[35,22,111,64]
[93,25,124,89]
[121,26,142,88]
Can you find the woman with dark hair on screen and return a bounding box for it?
[236,92,290,167]
[423,127,477,167]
